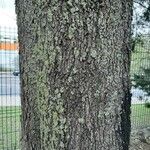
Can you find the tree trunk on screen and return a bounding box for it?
[16,0,133,150]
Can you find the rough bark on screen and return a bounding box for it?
[15,0,133,150]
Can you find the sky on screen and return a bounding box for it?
[133,3,150,35]
[0,0,17,28]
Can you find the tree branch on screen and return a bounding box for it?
[134,0,148,9]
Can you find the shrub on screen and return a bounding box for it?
[145,101,150,108]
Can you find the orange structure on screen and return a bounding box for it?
[0,42,19,51]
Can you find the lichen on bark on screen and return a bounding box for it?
[16,0,133,149]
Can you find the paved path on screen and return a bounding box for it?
[0,95,149,106]
[0,72,20,95]
[131,97,149,104]
[0,95,20,106]
[0,73,149,106]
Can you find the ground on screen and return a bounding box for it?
[130,127,150,150]
[130,104,150,150]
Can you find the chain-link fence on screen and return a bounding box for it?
[0,27,150,149]
[131,35,150,129]
[0,27,21,150]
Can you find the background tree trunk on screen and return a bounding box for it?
[16,0,133,150]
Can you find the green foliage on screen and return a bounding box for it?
[135,0,150,22]
[130,35,150,76]
[134,68,150,96]
[133,0,150,35]
[131,35,144,52]
[145,101,150,108]
[143,2,150,22]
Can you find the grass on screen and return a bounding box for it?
[131,104,150,128]
[0,104,149,149]
[0,107,21,150]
